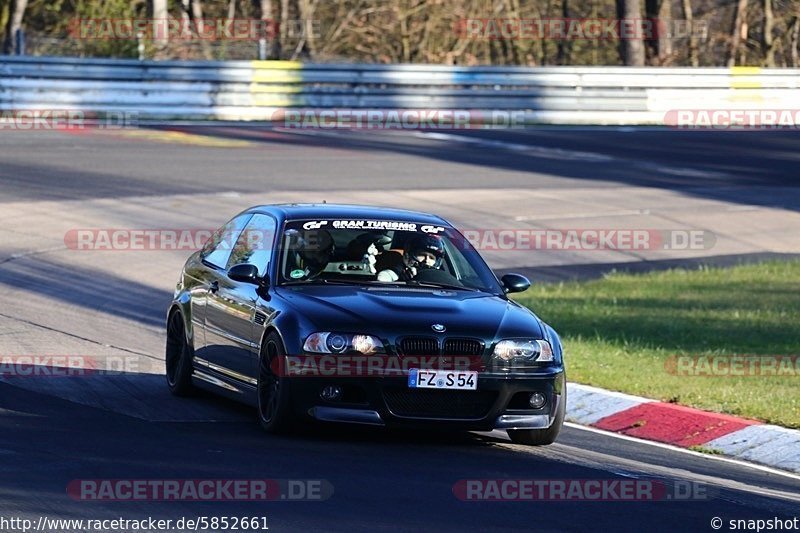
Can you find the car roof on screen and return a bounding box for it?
[249,203,451,226]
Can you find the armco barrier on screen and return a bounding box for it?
[1,56,799,124]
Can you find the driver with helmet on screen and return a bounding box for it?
[377,233,446,282]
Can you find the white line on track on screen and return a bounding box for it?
[478,423,800,483]
[565,422,800,482]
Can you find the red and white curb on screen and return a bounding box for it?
[566,383,800,474]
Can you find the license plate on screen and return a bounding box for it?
[408,369,477,390]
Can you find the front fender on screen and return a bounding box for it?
[259,310,305,355]
[168,289,195,346]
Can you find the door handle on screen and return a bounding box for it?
[208,280,219,293]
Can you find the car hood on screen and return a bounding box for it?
[275,285,543,341]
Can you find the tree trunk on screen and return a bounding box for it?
[761,0,775,66]
[645,0,672,64]
[297,0,316,59]
[502,0,522,65]
[3,0,28,55]
[556,0,571,65]
[149,0,169,57]
[681,0,698,66]
[280,0,289,57]
[252,0,279,59]
[727,0,748,67]
[180,0,190,26]
[616,0,645,66]
[190,0,212,60]
[791,16,800,67]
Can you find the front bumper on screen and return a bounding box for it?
[290,368,565,431]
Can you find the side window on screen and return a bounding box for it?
[201,214,253,270]
[226,214,277,276]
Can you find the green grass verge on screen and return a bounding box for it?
[513,260,800,429]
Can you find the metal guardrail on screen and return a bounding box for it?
[1,55,799,124]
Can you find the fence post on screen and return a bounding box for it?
[15,28,25,56]
[258,38,267,60]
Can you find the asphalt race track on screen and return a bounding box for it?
[1,126,799,532]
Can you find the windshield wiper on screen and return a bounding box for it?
[281,279,479,291]
[281,278,378,286]
[405,280,478,291]
[281,278,332,286]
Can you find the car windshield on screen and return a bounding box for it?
[277,219,503,293]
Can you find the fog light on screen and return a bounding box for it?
[320,385,343,401]
[529,392,547,409]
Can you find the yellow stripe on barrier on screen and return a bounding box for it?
[250,60,303,83]
[250,60,303,70]
[731,66,763,89]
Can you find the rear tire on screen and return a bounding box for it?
[507,388,566,446]
[166,311,195,396]
[257,332,294,433]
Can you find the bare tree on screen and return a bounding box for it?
[252,0,280,58]
[280,0,290,55]
[727,0,749,66]
[178,0,212,59]
[149,0,169,56]
[645,0,672,64]
[762,0,776,66]
[556,0,571,65]
[616,0,646,65]
[681,0,699,66]
[296,0,317,59]
[194,0,213,59]
[3,0,28,54]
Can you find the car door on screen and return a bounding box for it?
[203,213,277,384]
[195,213,252,376]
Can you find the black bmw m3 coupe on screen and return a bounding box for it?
[166,204,566,445]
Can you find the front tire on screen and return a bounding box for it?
[507,388,566,446]
[257,332,294,433]
[165,310,195,396]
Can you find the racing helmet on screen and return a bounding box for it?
[404,234,445,270]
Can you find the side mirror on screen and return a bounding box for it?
[501,273,531,294]
[228,263,263,285]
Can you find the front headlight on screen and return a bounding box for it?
[492,339,554,366]
[303,332,385,355]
